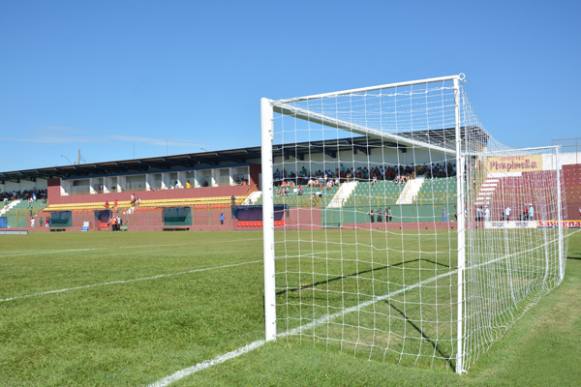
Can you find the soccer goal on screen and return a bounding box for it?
[260,74,565,373]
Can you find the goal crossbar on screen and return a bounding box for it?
[271,101,457,155]
[277,74,463,104]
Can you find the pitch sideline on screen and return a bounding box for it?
[0,259,262,303]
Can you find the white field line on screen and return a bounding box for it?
[2,247,99,257]
[0,238,264,258]
[148,269,455,387]
[147,230,581,386]
[0,259,262,303]
[149,339,267,387]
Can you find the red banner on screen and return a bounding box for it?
[537,220,581,228]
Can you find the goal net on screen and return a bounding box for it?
[260,75,565,373]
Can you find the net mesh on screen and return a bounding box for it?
[265,76,564,372]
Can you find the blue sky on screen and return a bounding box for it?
[0,0,579,171]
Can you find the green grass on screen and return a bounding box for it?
[0,232,266,386]
[0,230,579,385]
[272,229,458,369]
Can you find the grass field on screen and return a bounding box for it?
[0,230,579,386]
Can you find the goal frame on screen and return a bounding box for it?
[260,75,564,374]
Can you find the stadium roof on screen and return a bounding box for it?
[0,127,487,182]
[0,146,263,182]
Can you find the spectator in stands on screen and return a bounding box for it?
[0,189,47,202]
[272,161,456,188]
[219,212,225,225]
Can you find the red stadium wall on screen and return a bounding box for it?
[36,206,238,232]
[47,178,256,205]
[283,208,323,230]
[29,163,580,233]
[563,164,581,220]
[481,170,557,222]
[47,178,61,202]
[37,176,258,232]
[249,164,261,188]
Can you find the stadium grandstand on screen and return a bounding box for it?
[1,131,580,233]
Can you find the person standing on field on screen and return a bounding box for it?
[504,207,512,221]
[369,209,375,223]
[219,212,225,225]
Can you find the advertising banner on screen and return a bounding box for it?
[485,155,543,174]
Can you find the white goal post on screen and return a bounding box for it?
[260,74,565,373]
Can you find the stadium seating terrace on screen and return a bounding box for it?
[0,134,579,232]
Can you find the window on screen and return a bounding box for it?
[196,170,211,188]
[169,172,180,188]
[151,174,162,190]
[231,166,249,185]
[70,179,90,195]
[94,177,104,194]
[126,175,146,191]
[217,168,230,186]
